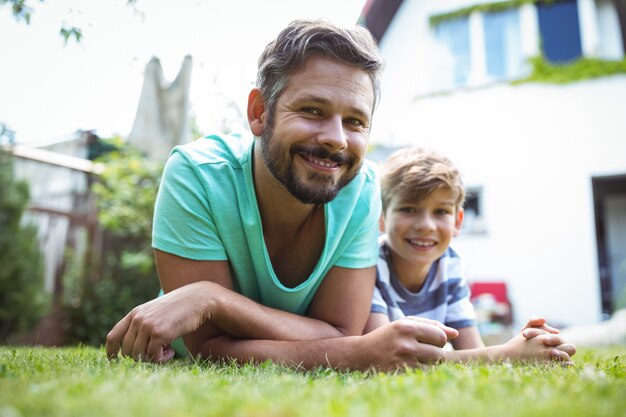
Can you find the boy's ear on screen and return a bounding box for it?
[453,208,464,237]
[378,213,386,233]
[247,88,267,137]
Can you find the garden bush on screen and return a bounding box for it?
[62,142,163,345]
[0,151,48,342]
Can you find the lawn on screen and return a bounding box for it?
[0,345,624,417]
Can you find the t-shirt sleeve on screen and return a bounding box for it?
[370,285,388,315]
[444,276,477,329]
[152,150,227,260]
[334,172,381,269]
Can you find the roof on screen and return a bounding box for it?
[358,0,404,43]
[1,144,104,174]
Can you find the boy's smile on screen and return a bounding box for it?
[382,187,464,291]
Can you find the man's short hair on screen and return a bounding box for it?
[380,147,465,212]
[257,19,384,125]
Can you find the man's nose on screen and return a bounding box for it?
[317,116,348,152]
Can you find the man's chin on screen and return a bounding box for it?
[289,186,339,205]
[284,162,360,205]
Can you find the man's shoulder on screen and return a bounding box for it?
[342,158,380,199]
[173,131,253,167]
[359,158,379,184]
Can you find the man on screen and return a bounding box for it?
[105,19,461,371]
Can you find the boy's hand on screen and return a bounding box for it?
[518,317,575,362]
[521,316,560,334]
[501,332,576,366]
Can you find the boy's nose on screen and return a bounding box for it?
[414,213,435,231]
[317,116,348,152]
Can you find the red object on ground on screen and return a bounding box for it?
[470,282,510,304]
[469,281,513,326]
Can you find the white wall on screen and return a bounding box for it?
[370,0,626,327]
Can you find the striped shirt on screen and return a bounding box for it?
[371,241,477,329]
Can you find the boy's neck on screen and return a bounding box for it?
[388,250,433,293]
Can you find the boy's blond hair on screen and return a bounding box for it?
[380,147,465,212]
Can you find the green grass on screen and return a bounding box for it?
[1,346,624,417]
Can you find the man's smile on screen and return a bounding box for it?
[301,153,341,170]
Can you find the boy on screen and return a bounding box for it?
[365,147,576,364]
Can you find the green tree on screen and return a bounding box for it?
[63,140,163,345]
[1,0,139,43]
[0,151,48,341]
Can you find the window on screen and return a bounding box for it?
[463,187,487,234]
[431,7,525,90]
[483,8,524,80]
[537,0,582,63]
[433,16,472,88]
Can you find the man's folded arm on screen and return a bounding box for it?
[154,250,376,357]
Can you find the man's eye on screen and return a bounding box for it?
[302,107,321,115]
[345,118,364,127]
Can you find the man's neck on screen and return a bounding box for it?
[252,141,326,288]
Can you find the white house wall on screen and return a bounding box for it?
[596,0,625,59]
[370,0,626,327]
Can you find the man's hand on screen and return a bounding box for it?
[359,317,458,371]
[105,281,218,363]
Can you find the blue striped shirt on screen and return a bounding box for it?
[371,241,477,329]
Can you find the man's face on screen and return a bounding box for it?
[261,55,374,205]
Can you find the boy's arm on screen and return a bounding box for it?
[443,331,576,364]
[364,312,390,334]
[450,325,484,350]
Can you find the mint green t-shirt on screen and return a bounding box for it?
[152,132,381,316]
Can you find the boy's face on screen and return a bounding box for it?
[381,187,464,273]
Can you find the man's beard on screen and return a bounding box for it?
[260,126,361,205]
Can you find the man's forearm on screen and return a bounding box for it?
[199,320,452,372]
[201,335,366,370]
[200,281,353,341]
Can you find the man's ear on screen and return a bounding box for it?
[247,88,267,137]
[453,207,464,237]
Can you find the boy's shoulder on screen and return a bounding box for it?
[444,246,461,260]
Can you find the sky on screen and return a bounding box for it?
[0,0,367,144]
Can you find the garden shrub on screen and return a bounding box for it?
[0,151,48,342]
[63,143,163,345]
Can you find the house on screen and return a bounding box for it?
[6,131,106,300]
[360,0,626,328]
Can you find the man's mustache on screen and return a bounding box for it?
[290,143,355,166]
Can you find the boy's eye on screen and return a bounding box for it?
[434,208,452,215]
[398,207,415,213]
